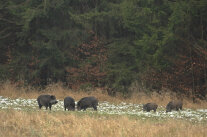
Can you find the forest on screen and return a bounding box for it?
[0,0,207,100]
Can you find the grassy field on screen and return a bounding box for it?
[0,82,207,137]
[0,109,207,137]
[0,96,207,123]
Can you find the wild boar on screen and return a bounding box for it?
[166,100,183,112]
[143,103,158,112]
[77,96,98,111]
[64,96,75,111]
[37,95,58,110]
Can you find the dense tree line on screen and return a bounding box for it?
[0,0,207,99]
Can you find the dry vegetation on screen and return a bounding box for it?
[0,109,206,137]
[0,82,206,109]
[0,82,207,137]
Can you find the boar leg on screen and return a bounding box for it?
[93,106,97,111]
[38,104,42,109]
[49,104,52,110]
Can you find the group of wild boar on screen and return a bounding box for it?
[143,101,183,112]
[37,94,183,112]
[37,95,98,111]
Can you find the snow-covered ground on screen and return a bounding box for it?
[0,96,206,123]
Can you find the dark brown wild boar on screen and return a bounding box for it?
[143,103,158,112]
[64,96,75,111]
[166,100,183,112]
[37,95,58,111]
[77,96,98,111]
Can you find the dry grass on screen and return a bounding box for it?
[0,109,206,137]
[0,82,207,109]
[0,82,207,137]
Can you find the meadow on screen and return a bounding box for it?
[0,83,207,137]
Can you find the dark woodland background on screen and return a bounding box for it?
[0,0,207,100]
